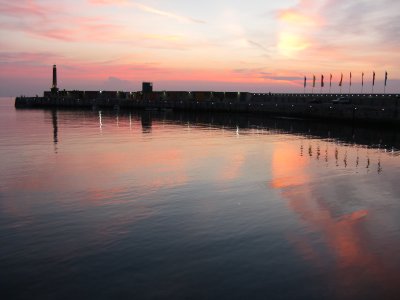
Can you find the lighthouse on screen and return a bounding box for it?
[51,64,59,94]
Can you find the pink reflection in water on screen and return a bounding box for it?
[271,141,400,298]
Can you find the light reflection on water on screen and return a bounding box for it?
[0,98,400,299]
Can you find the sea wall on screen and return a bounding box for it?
[15,92,400,125]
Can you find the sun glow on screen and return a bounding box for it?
[278,32,311,57]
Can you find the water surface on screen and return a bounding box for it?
[1,98,400,299]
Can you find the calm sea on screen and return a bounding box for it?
[1,97,400,299]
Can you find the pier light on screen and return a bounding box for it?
[100,90,103,94]
[382,108,385,111]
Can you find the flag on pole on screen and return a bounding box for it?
[321,75,324,87]
[339,73,343,86]
[313,75,316,88]
[385,71,388,86]
[330,74,332,87]
[362,72,364,86]
[350,72,352,86]
[373,71,376,86]
[304,76,307,88]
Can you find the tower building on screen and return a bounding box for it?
[142,82,153,93]
[51,64,59,93]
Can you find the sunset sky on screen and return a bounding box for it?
[1,0,399,96]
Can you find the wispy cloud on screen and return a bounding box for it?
[247,40,268,52]
[0,51,64,65]
[88,0,206,24]
[261,75,303,82]
[0,0,51,19]
[134,3,205,24]
[321,0,400,46]
[0,0,124,42]
[232,68,301,83]
[89,0,129,4]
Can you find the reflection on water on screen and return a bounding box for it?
[270,141,400,299]
[1,99,400,299]
[141,112,153,134]
[52,109,58,153]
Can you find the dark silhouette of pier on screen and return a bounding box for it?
[15,65,400,125]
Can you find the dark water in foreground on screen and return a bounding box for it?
[1,98,400,299]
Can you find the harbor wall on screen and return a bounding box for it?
[15,92,400,125]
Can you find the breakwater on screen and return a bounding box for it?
[15,92,400,125]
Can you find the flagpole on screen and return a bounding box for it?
[361,72,364,94]
[372,71,375,94]
[312,75,315,94]
[384,71,387,94]
[349,72,352,94]
[320,75,323,93]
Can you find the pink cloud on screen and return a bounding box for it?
[0,0,123,42]
[0,0,51,19]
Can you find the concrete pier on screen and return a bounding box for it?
[15,92,400,125]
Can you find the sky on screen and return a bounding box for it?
[0,0,399,96]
